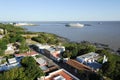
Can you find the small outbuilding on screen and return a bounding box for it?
[8,58,17,64]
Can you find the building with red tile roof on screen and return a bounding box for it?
[66,59,92,71]
[39,69,80,80]
[50,51,61,62]
[14,51,38,57]
[52,51,60,58]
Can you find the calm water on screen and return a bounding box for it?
[22,21,120,50]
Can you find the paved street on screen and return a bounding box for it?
[33,49,82,79]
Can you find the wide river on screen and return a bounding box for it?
[22,21,120,50]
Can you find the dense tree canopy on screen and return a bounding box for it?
[97,49,120,80]
[21,57,44,80]
[0,39,8,55]
[31,32,61,44]
[63,42,96,58]
[0,24,25,34]
[0,24,29,55]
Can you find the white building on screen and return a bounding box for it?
[35,44,65,62]
[35,44,51,53]
[36,44,65,53]
[36,44,50,49]
[76,52,99,64]
[8,58,17,64]
[0,57,21,71]
[76,52,102,70]
[56,46,65,52]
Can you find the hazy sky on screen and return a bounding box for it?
[0,0,120,21]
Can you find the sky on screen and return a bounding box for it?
[0,0,120,21]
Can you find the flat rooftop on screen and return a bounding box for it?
[77,52,99,59]
[35,58,47,66]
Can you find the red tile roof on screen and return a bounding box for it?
[66,59,92,71]
[14,51,38,57]
[45,69,73,80]
[52,51,60,58]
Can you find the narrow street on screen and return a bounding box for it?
[33,49,81,79]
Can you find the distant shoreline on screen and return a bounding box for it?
[14,23,38,26]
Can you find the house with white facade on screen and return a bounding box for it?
[76,52,99,64]
[76,52,102,70]
[45,47,65,62]
[0,57,21,71]
[8,58,17,64]
[35,44,65,62]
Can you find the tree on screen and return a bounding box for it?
[89,72,101,80]
[0,67,28,80]
[71,47,78,58]
[0,40,7,50]
[85,45,96,53]
[113,61,120,80]
[21,57,44,80]
[0,39,7,56]
[0,57,44,80]
[63,50,72,58]
[101,61,116,79]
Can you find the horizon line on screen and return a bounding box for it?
[0,20,120,22]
